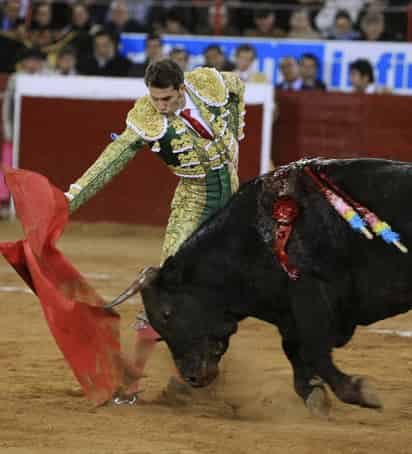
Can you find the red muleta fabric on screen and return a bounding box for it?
[0,168,127,405]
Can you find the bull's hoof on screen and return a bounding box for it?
[305,386,331,417]
[352,376,382,410]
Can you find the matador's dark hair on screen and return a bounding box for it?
[144,58,184,89]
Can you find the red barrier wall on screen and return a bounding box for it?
[19,97,263,225]
[21,91,412,226]
[273,91,412,164]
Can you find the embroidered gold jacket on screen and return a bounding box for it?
[67,67,245,212]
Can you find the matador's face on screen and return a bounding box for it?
[149,84,185,116]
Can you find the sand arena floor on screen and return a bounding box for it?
[1,221,412,454]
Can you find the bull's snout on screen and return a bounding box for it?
[182,362,219,387]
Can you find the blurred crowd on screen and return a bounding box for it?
[0,1,402,149]
[276,54,385,94]
[0,0,411,75]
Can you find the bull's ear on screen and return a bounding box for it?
[159,256,183,290]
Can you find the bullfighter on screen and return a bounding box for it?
[64,58,246,403]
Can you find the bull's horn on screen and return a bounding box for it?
[104,266,159,309]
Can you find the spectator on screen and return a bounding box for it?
[276,57,303,91]
[70,2,94,32]
[77,30,132,77]
[234,44,267,83]
[146,3,193,34]
[203,44,235,71]
[315,0,367,34]
[299,53,326,90]
[327,9,361,40]
[30,2,53,30]
[106,0,145,43]
[128,33,163,77]
[30,26,55,50]
[349,58,378,93]
[0,0,20,30]
[55,45,77,75]
[363,0,387,14]
[262,0,324,32]
[287,8,320,40]
[62,2,97,57]
[0,24,26,72]
[169,47,189,72]
[244,9,286,38]
[30,3,58,51]
[197,4,239,36]
[161,9,189,35]
[125,0,151,30]
[374,0,408,41]
[359,11,393,41]
[357,0,407,41]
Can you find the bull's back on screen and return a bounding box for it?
[320,158,412,224]
[315,159,412,324]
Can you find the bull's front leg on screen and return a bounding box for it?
[290,276,382,412]
[281,338,330,416]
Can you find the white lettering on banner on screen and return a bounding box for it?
[262,58,275,82]
[324,41,412,94]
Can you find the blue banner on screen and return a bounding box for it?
[120,34,412,95]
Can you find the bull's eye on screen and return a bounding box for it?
[162,309,171,324]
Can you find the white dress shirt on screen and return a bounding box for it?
[176,91,214,137]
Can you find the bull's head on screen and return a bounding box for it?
[109,257,238,387]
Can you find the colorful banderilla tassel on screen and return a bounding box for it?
[317,171,408,254]
[304,167,373,240]
[360,212,406,253]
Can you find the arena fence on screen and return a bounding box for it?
[274,90,412,165]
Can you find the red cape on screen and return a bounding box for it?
[0,168,127,404]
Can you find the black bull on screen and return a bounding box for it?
[112,158,412,414]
